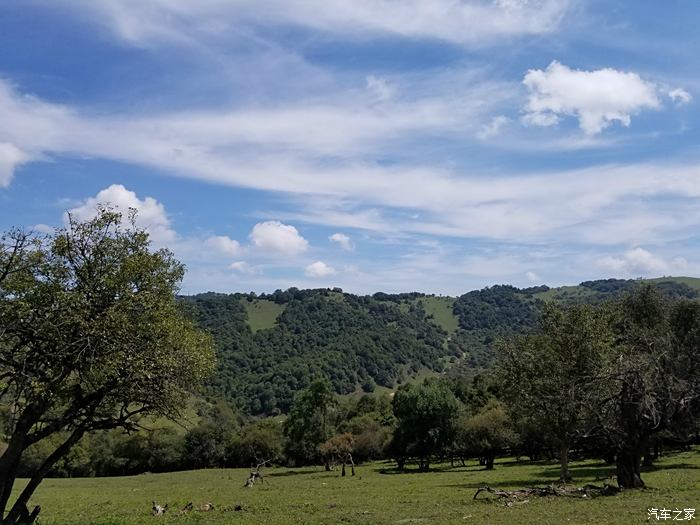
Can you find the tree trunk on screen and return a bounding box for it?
[484,455,495,470]
[0,436,28,521]
[5,428,85,524]
[559,444,572,482]
[616,447,645,489]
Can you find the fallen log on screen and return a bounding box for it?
[473,483,619,502]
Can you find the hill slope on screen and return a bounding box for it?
[183,277,699,415]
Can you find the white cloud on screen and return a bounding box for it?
[523,61,660,135]
[0,142,29,187]
[596,247,688,276]
[32,223,55,235]
[525,271,540,282]
[48,0,571,47]
[229,261,261,275]
[669,88,692,105]
[477,115,510,139]
[366,75,394,102]
[305,260,336,278]
[4,80,700,249]
[329,232,353,251]
[67,184,176,244]
[204,235,242,257]
[249,221,309,256]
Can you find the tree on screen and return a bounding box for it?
[455,400,515,470]
[284,379,337,466]
[0,209,214,523]
[597,286,700,488]
[499,303,611,481]
[391,379,459,471]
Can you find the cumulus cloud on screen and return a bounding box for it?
[67,184,176,244]
[204,235,242,257]
[669,88,692,105]
[525,271,540,282]
[249,221,309,256]
[305,260,336,278]
[596,247,688,276]
[0,142,29,187]
[229,261,261,274]
[523,61,660,135]
[329,232,353,251]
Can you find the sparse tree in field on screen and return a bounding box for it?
[499,303,612,482]
[284,378,336,467]
[596,286,700,488]
[0,209,214,524]
[319,432,355,475]
[391,379,459,471]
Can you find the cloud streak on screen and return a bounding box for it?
[44,0,572,47]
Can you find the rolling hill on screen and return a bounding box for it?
[183,277,699,415]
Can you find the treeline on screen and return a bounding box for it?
[10,285,700,488]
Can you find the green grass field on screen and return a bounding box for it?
[17,448,700,524]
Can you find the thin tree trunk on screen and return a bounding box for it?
[559,444,572,482]
[5,428,85,524]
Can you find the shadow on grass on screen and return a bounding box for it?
[533,464,616,480]
[267,470,325,478]
[439,478,553,490]
[643,462,700,472]
[375,465,455,475]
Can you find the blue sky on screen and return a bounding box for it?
[1,0,700,295]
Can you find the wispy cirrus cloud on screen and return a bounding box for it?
[39,0,572,47]
[4,78,700,248]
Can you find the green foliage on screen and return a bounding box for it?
[0,209,215,521]
[183,289,452,415]
[454,400,515,469]
[498,303,613,479]
[284,379,337,465]
[228,418,285,466]
[391,379,459,470]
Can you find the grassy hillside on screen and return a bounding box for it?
[243,299,286,332]
[648,276,700,292]
[21,448,700,524]
[418,296,459,334]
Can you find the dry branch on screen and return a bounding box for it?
[473,483,619,502]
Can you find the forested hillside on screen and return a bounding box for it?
[183,277,700,415]
[182,289,453,415]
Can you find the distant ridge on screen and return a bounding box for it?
[182,277,699,415]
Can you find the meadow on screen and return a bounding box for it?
[17,448,700,525]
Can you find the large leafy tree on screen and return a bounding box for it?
[499,303,612,481]
[597,286,700,488]
[0,209,214,524]
[390,379,459,471]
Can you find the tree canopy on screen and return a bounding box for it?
[0,209,214,524]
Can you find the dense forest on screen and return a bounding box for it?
[181,278,700,416]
